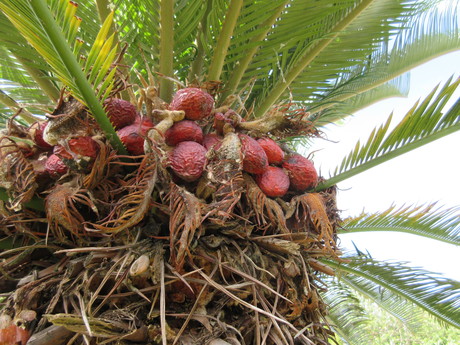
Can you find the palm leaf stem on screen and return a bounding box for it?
[221,0,289,101]
[253,0,375,118]
[12,53,59,102]
[188,0,212,82]
[30,0,126,154]
[159,0,175,102]
[319,121,460,189]
[207,0,244,82]
[0,90,37,124]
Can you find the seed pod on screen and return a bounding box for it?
[117,117,154,155]
[257,137,284,165]
[104,98,138,130]
[45,154,68,177]
[130,255,150,277]
[169,88,214,121]
[255,166,290,197]
[30,121,53,149]
[282,154,318,191]
[239,134,268,174]
[202,133,223,151]
[69,137,99,158]
[169,141,207,182]
[164,120,203,146]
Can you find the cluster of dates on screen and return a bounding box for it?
[30,87,318,198]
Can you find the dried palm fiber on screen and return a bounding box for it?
[0,94,340,345]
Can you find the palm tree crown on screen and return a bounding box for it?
[0,0,459,344]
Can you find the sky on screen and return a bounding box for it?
[309,50,460,281]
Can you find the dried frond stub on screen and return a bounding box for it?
[0,138,38,210]
[45,180,87,237]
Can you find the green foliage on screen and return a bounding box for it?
[341,203,460,245]
[0,0,459,341]
[0,0,126,153]
[336,298,460,345]
[320,76,460,189]
[325,255,460,328]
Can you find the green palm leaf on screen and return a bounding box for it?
[174,0,207,82]
[332,267,425,330]
[324,255,460,328]
[322,280,372,345]
[251,0,420,117]
[0,0,125,153]
[0,13,60,102]
[320,76,460,189]
[113,0,161,71]
[341,204,460,245]
[312,0,459,119]
[0,89,37,124]
[315,75,411,126]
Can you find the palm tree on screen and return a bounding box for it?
[0,0,459,344]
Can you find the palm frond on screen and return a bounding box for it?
[312,0,460,119]
[324,255,460,328]
[175,0,207,82]
[0,0,125,153]
[317,75,410,125]
[221,0,288,98]
[208,0,289,86]
[341,203,460,245]
[0,13,59,102]
[112,0,161,85]
[251,0,420,117]
[322,279,372,345]
[0,70,50,119]
[238,0,357,109]
[320,76,460,188]
[159,0,175,100]
[0,47,34,88]
[0,89,37,124]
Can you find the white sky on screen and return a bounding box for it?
[309,50,460,281]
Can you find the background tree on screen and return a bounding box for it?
[0,0,459,344]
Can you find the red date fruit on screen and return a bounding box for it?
[169,141,207,182]
[239,134,268,175]
[282,154,318,191]
[256,166,290,197]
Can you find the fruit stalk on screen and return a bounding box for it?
[237,110,285,134]
[149,110,185,142]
